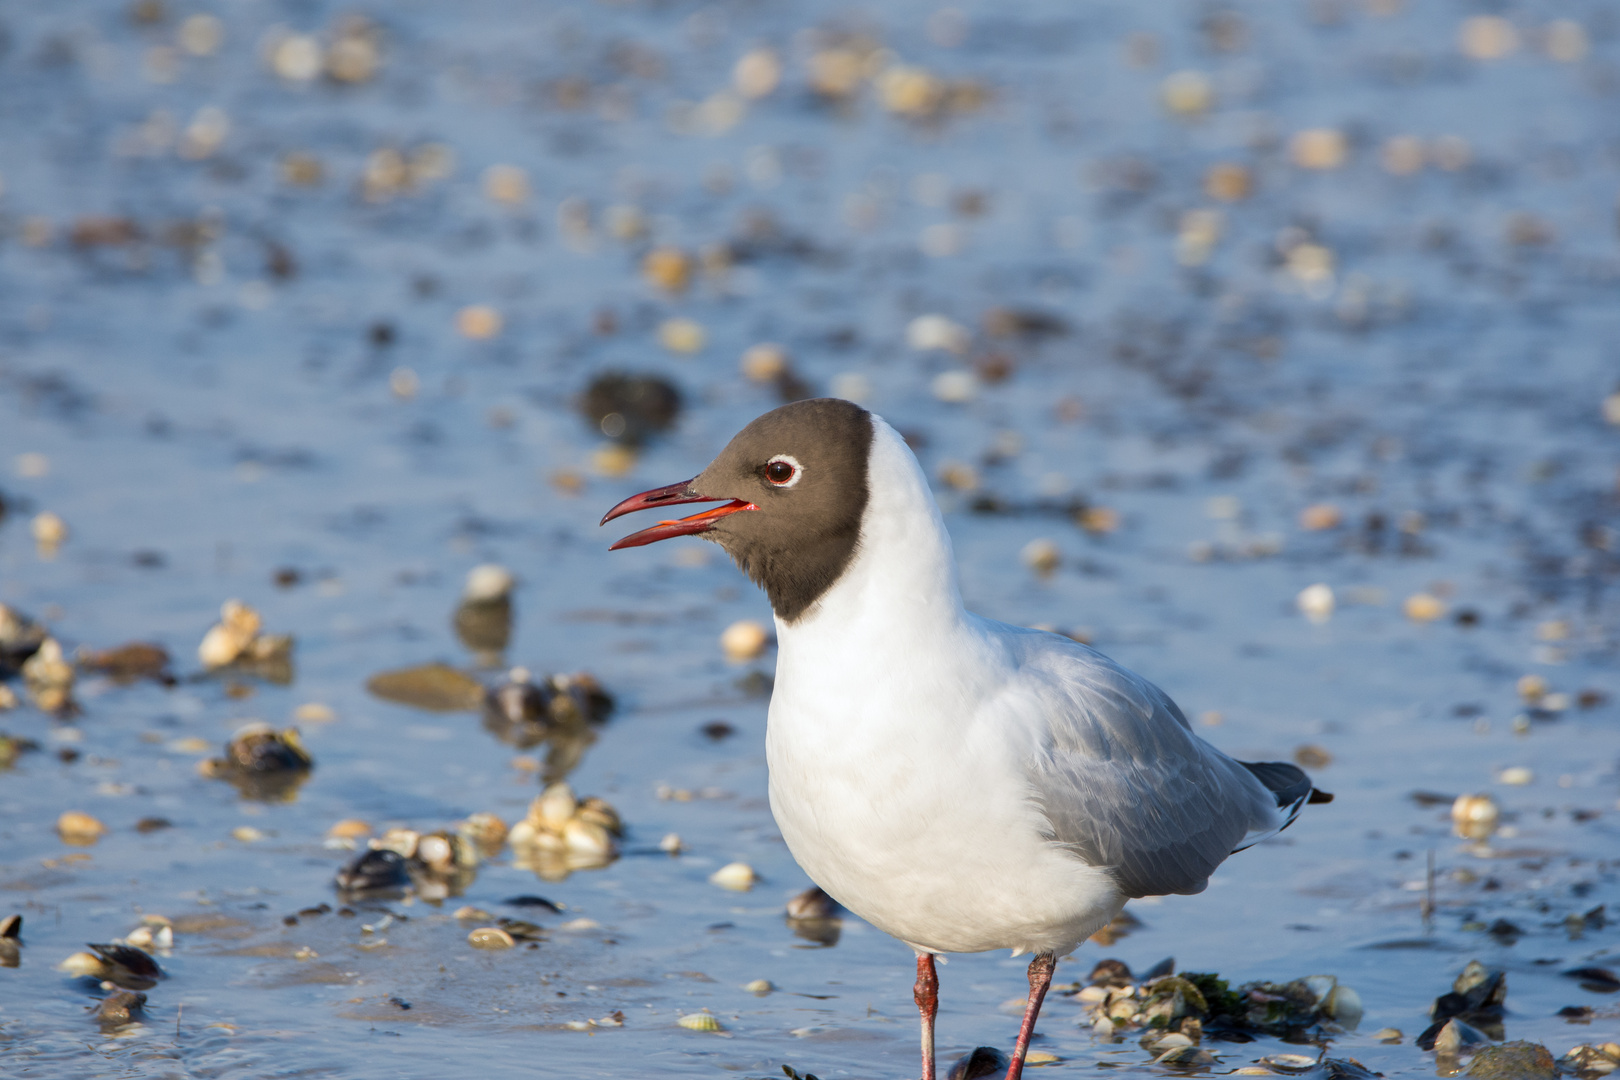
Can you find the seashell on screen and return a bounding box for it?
[1323,984,1362,1026]
[658,318,705,355]
[710,862,758,891]
[742,979,774,995]
[125,924,173,951]
[1498,766,1533,786]
[57,811,106,845]
[741,343,790,383]
[32,511,68,555]
[1155,1045,1216,1066]
[1451,794,1498,839]
[79,642,170,682]
[659,832,684,855]
[372,827,420,858]
[86,943,164,989]
[95,989,146,1028]
[415,833,454,871]
[329,819,372,840]
[562,818,615,858]
[534,783,578,832]
[1372,1028,1402,1044]
[677,1011,722,1032]
[1404,593,1446,622]
[1300,505,1343,532]
[1021,539,1061,577]
[22,638,75,713]
[232,826,264,843]
[1297,583,1335,624]
[720,619,770,662]
[785,886,838,920]
[576,796,622,837]
[199,600,261,668]
[467,926,515,950]
[459,812,507,853]
[1303,974,1337,1005]
[506,820,537,848]
[59,951,108,978]
[334,848,411,897]
[454,906,495,922]
[1259,1054,1319,1074]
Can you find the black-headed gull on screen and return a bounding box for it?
[603,399,1328,1080]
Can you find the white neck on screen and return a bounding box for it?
[775,415,968,652]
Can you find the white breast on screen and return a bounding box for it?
[766,417,1124,956]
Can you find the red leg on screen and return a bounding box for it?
[1003,953,1056,1080]
[914,952,939,1080]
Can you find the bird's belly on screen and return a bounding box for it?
[766,703,1122,956]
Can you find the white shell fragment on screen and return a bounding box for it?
[709,862,758,891]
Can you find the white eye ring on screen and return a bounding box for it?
[765,454,804,488]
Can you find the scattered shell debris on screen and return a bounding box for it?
[506,783,623,880]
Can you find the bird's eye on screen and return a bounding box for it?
[766,460,795,485]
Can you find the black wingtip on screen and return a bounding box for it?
[1308,787,1334,804]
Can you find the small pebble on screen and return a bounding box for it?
[328,819,371,839]
[743,978,774,995]
[710,862,758,891]
[659,833,684,855]
[231,826,265,843]
[1498,766,1533,786]
[1374,1028,1403,1044]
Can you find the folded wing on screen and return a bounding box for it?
[1004,634,1291,898]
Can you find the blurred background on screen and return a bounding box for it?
[1,1,1618,1076]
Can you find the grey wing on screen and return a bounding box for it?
[1010,638,1281,899]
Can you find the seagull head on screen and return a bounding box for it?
[600,397,873,621]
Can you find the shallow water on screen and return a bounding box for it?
[2,0,1619,1076]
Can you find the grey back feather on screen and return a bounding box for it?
[1005,633,1280,898]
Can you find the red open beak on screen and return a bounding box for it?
[600,478,756,550]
